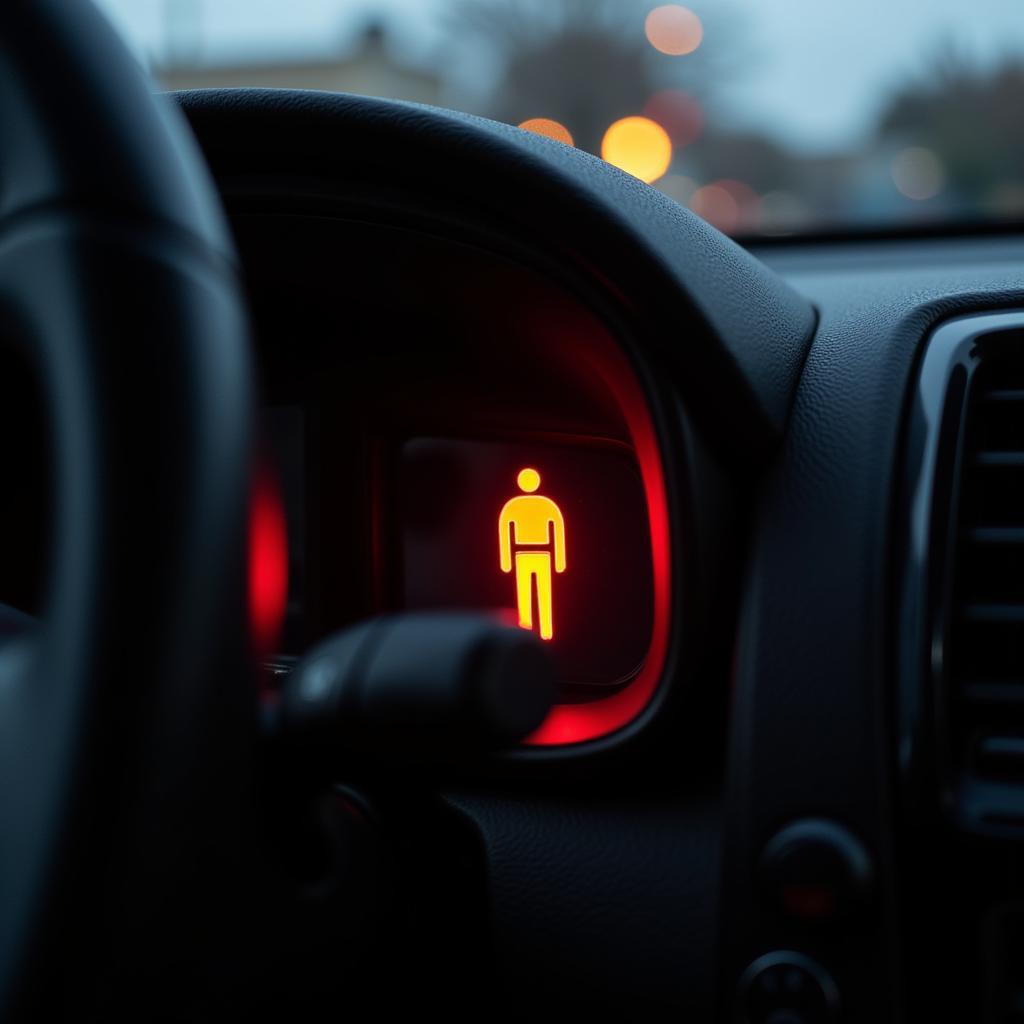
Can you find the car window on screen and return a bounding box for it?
[95,0,1024,237]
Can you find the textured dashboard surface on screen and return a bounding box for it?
[176,87,816,457]
[444,791,720,1019]
[725,241,1024,1013]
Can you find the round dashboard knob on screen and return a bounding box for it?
[737,951,840,1024]
[758,818,874,925]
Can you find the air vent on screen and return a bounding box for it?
[946,335,1024,830]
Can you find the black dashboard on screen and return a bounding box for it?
[173,88,1024,1021]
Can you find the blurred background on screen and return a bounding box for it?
[94,0,1024,237]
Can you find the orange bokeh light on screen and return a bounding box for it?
[601,116,673,184]
[645,5,703,56]
[499,468,566,641]
[518,117,575,146]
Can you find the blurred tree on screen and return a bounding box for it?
[879,46,1024,205]
[443,0,739,155]
[163,0,203,65]
[686,131,798,194]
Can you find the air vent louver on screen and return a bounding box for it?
[948,343,1024,827]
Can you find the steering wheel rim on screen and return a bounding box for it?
[0,1,253,1015]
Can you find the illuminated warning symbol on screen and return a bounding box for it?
[498,468,566,640]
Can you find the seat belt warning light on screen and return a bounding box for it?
[398,437,652,690]
[498,468,566,640]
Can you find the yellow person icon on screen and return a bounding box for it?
[498,468,566,641]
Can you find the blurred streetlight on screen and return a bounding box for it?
[645,5,703,56]
[601,115,673,183]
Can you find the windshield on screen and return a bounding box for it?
[95,0,1024,238]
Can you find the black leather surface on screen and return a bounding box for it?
[725,248,1024,1019]
[176,87,816,458]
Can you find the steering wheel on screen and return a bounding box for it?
[0,1,253,1016]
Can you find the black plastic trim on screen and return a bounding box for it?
[898,309,1024,838]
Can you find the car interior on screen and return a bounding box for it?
[3,0,1024,1020]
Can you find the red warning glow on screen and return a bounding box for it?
[522,333,671,748]
[249,464,288,658]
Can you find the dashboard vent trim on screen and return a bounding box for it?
[901,312,1024,838]
[948,339,1024,828]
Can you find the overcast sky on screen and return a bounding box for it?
[94,0,1024,154]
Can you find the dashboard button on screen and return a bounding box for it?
[758,819,874,925]
[737,951,840,1024]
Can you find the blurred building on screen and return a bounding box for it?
[155,23,443,106]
